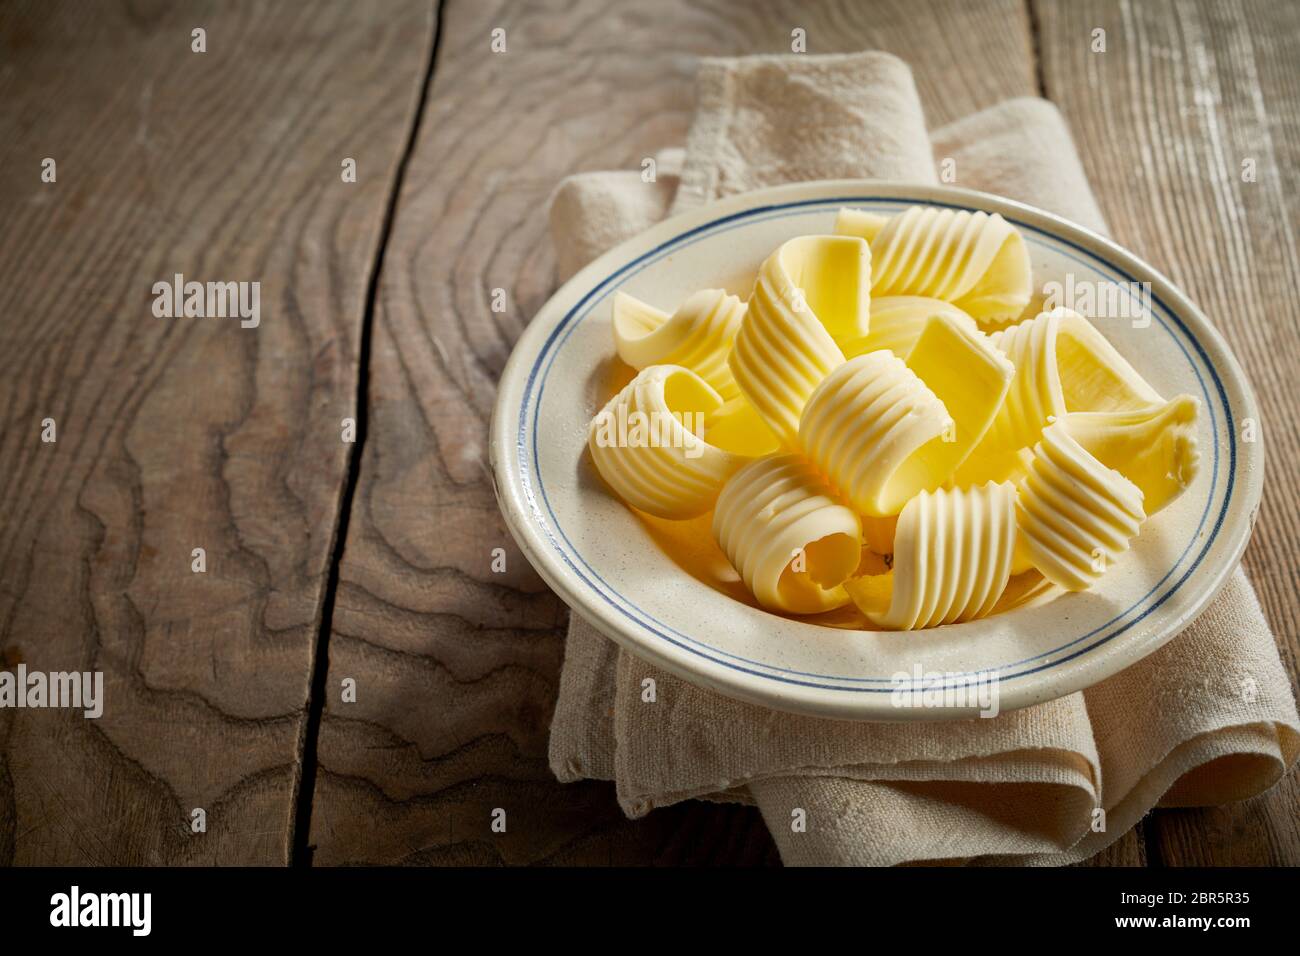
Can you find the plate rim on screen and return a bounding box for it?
[489,179,1265,720]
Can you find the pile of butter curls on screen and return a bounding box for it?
[587,206,1200,631]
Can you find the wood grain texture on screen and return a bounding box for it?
[1035,0,1300,865]
[306,0,1038,866]
[1076,823,1147,867]
[8,0,1291,869]
[0,0,432,864]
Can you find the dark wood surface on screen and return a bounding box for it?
[304,0,1045,868]
[0,0,433,864]
[1037,0,1300,866]
[0,0,1294,865]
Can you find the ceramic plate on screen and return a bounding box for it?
[489,181,1263,720]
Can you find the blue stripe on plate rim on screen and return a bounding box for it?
[516,195,1233,693]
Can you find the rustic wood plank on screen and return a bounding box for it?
[307,0,1037,865]
[0,0,433,864]
[1074,824,1148,867]
[1035,0,1300,865]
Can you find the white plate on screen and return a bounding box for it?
[489,181,1263,720]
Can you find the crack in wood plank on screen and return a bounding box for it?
[290,0,446,869]
[0,0,435,865]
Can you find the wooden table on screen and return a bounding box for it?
[1,0,1296,866]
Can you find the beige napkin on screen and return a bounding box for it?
[545,52,1299,865]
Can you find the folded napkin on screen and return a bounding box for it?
[546,52,1299,865]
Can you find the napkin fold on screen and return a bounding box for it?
[545,52,1299,865]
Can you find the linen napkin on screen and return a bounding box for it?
[545,52,1299,865]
